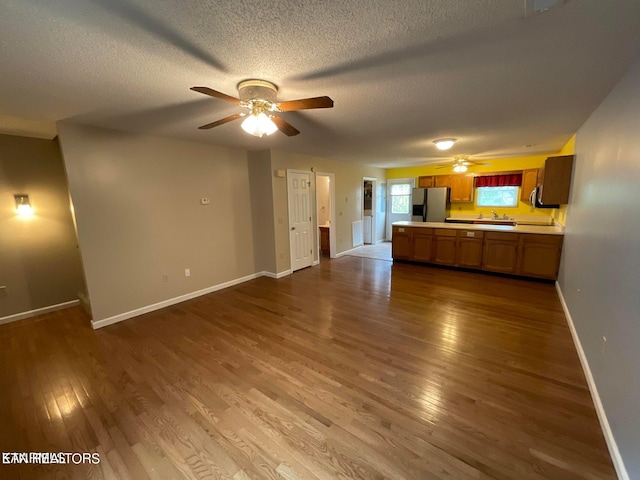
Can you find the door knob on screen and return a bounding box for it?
[291,227,296,231]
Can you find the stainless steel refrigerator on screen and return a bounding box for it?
[411,187,449,222]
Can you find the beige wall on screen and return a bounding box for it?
[248,150,277,274]
[0,134,85,319]
[269,150,386,273]
[57,123,256,323]
[317,176,331,226]
[557,58,640,477]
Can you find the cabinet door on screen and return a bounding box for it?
[450,175,474,202]
[520,169,538,202]
[412,230,433,262]
[392,227,412,260]
[456,230,484,268]
[482,232,519,273]
[538,155,574,205]
[518,234,563,279]
[434,175,451,188]
[432,230,457,265]
[418,176,434,188]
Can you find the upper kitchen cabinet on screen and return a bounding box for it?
[537,155,574,205]
[450,174,474,202]
[521,169,538,202]
[434,175,451,188]
[418,176,435,188]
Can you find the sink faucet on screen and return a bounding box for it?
[491,209,499,219]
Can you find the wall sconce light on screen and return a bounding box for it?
[14,194,33,217]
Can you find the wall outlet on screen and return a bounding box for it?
[184,268,191,277]
[0,286,7,296]
[200,197,210,205]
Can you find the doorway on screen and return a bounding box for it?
[315,172,336,259]
[386,178,415,240]
[363,177,377,244]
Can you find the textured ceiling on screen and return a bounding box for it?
[1,0,639,167]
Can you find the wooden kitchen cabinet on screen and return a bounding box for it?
[418,176,435,188]
[411,228,434,262]
[456,230,484,269]
[521,169,538,202]
[319,226,330,256]
[537,155,574,205]
[482,232,519,274]
[450,174,474,202]
[434,175,452,188]
[392,226,411,260]
[432,229,457,265]
[518,234,563,279]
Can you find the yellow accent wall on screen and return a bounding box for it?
[387,154,550,217]
[386,139,577,222]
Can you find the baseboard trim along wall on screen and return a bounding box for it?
[0,300,80,326]
[92,270,291,330]
[335,246,362,258]
[555,282,629,480]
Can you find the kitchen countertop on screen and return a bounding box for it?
[393,221,564,235]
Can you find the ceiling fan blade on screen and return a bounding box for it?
[277,96,334,112]
[191,86,241,104]
[198,113,245,130]
[435,165,450,169]
[272,115,300,136]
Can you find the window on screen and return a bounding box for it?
[390,183,411,214]
[476,186,519,207]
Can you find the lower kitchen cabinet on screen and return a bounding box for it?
[392,226,411,260]
[432,229,457,265]
[518,234,564,279]
[482,232,519,273]
[392,225,563,280]
[411,228,434,262]
[456,230,484,269]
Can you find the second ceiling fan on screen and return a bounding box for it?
[437,157,491,172]
[191,80,333,137]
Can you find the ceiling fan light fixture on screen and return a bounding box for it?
[453,164,467,173]
[241,112,278,137]
[434,138,457,150]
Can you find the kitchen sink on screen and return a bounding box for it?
[445,217,516,226]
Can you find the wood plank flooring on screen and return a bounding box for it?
[0,257,616,479]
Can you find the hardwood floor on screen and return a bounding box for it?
[0,257,616,479]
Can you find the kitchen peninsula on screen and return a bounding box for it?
[392,221,564,280]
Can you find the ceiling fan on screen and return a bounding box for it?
[190,80,333,137]
[437,157,491,172]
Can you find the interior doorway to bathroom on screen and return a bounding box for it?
[315,172,336,259]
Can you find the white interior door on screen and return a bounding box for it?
[386,178,415,240]
[288,170,313,271]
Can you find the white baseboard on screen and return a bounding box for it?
[0,300,80,326]
[555,282,628,480]
[260,270,291,279]
[91,270,296,330]
[335,246,362,258]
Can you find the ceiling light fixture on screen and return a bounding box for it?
[434,138,457,150]
[453,164,467,173]
[241,111,277,137]
[14,194,33,217]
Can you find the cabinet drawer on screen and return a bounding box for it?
[393,226,409,234]
[413,228,434,235]
[519,234,563,246]
[434,229,457,237]
[457,230,484,239]
[484,232,519,242]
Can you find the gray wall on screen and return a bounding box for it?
[558,58,640,476]
[0,134,85,319]
[57,123,256,324]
